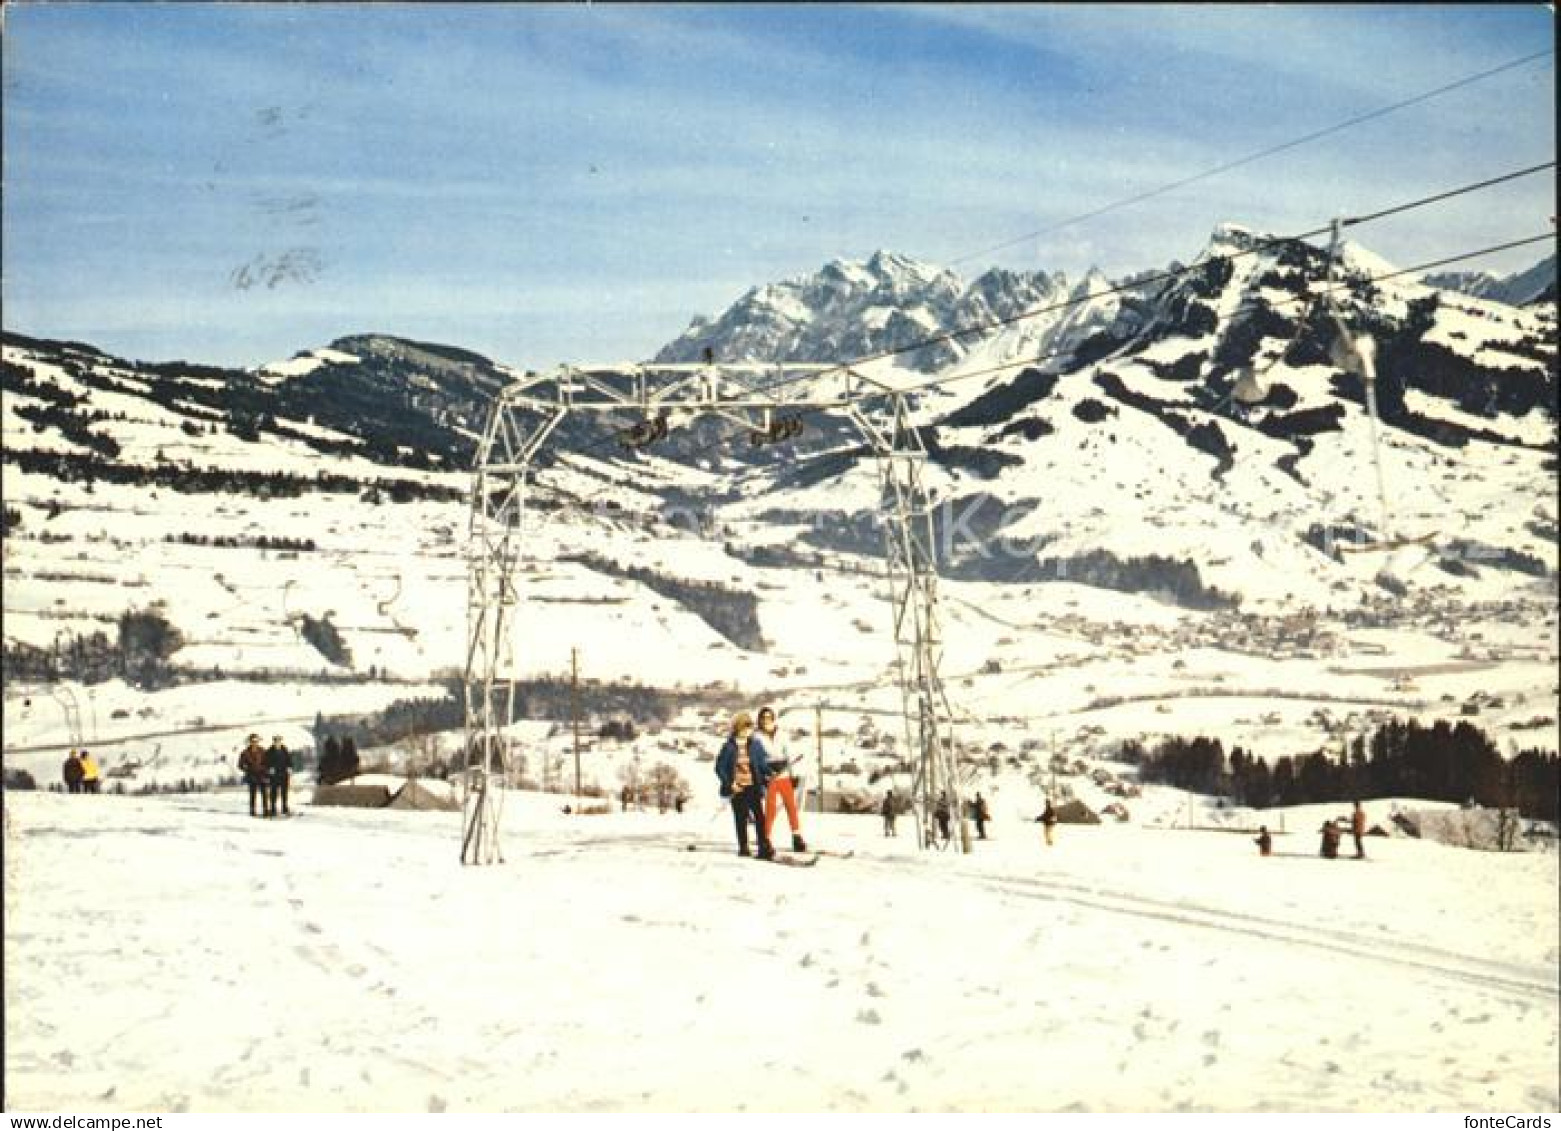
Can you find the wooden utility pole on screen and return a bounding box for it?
[571,647,581,799]
[1049,731,1059,804]
[815,703,825,814]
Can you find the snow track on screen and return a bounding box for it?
[963,870,1556,1004]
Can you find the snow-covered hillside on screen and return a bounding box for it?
[3,790,1555,1112]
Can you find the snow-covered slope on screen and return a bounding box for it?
[3,790,1555,1111]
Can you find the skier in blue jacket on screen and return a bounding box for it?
[714,710,774,859]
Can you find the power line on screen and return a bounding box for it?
[946,48,1555,267]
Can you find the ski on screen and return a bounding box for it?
[809,848,854,860]
[684,843,819,866]
[767,851,818,867]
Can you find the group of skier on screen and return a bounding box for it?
[237,733,294,818]
[1320,801,1370,859]
[1255,800,1370,859]
[881,789,995,845]
[713,707,808,859]
[60,749,101,794]
[714,707,1026,860]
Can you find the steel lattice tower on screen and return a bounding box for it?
[462,364,967,861]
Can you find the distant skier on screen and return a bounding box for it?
[62,750,84,794]
[238,734,267,818]
[1319,820,1341,859]
[882,790,898,837]
[265,735,292,818]
[933,792,952,847]
[714,711,773,860]
[973,792,990,840]
[754,706,807,852]
[1040,798,1058,847]
[79,750,101,795]
[1350,800,1367,859]
[1255,826,1272,857]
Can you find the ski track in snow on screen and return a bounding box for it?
[4,792,1556,1113]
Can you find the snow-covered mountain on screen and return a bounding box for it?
[1424,253,1556,308]
[655,250,1074,372]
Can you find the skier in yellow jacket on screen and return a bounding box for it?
[78,750,101,795]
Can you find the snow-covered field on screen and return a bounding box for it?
[3,790,1556,1112]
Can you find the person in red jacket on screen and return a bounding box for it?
[754,707,807,852]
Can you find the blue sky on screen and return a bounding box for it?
[2,3,1554,368]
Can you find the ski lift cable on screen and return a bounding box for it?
[1315,218,1400,545]
[528,170,1553,513]
[945,48,1555,267]
[542,160,1554,484]
[1339,160,1556,231]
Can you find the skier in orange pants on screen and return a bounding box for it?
[754,706,807,852]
